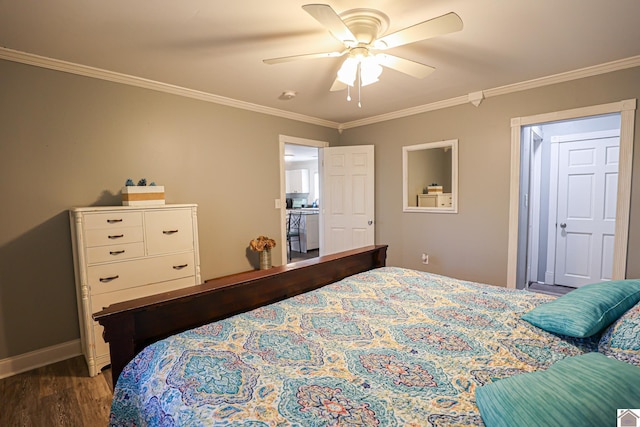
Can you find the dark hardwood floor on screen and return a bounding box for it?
[289,248,319,262]
[528,282,575,296]
[0,356,112,426]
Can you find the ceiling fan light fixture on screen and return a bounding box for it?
[337,57,358,86]
[337,53,382,88]
[360,57,383,86]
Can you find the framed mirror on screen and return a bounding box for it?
[403,139,458,213]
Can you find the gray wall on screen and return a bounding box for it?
[0,59,338,359]
[338,66,640,287]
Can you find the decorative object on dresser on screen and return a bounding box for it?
[426,183,443,193]
[121,178,165,206]
[249,235,276,270]
[69,204,200,376]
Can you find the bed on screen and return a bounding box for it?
[95,245,640,426]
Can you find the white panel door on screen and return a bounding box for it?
[554,136,619,287]
[320,145,374,256]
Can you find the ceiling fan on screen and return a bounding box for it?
[263,4,463,105]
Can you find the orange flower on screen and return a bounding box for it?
[249,235,276,252]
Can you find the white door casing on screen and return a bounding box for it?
[320,145,375,256]
[526,127,543,284]
[552,132,619,287]
[507,99,635,288]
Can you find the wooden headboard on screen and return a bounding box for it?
[94,244,388,385]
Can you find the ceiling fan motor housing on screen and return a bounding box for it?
[339,9,390,46]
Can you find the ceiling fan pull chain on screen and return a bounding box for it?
[358,64,362,108]
[346,84,351,102]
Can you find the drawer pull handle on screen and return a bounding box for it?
[107,219,123,224]
[173,264,188,270]
[109,250,126,255]
[108,234,124,239]
[99,275,119,283]
[163,230,179,235]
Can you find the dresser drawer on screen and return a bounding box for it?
[84,226,144,247]
[90,275,197,314]
[90,276,197,358]
[83,211,143,230]
[145,209,194,255]
[86,242,145,264]
[88,252,196,295]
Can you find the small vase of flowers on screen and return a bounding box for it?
[249,236,276,270]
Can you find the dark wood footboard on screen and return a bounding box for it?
[94,245,388,386]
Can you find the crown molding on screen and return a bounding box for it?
[0,47,340,130]
[339,95,469,131]
[1,47,638,131]
[484,55,640,98]
[339,55,640,130]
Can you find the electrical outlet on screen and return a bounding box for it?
[421,253,429,264]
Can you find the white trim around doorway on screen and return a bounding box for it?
[507,99,636,288]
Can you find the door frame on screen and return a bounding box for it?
[507,99,636,288]
[525,127,543,285]
[279,135,329,264]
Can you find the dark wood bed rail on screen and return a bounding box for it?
[94,244,388,385]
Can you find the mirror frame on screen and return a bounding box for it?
[402,139,458,213]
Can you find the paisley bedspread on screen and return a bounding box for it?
[109,267,597,426]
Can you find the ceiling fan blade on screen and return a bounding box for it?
[375,12,463,49]
[330,78,348,92]
[377,54,435,79]
[302,4,357,46]
[263,50,345,65]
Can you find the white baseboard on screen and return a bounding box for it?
[0,340,82,380]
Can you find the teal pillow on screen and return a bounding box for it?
[521,279,640,337]
[475,353,640,427]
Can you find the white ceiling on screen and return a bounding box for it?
[285,144,319,163]
[1,1,639,126]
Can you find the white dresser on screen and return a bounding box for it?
[69,204,201,376]
[417,193,453,208]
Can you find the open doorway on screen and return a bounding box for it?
[507,99,636,291]
[284,143,320,262]
[279,135,328,264]
[522,115,621,294]
[278,136,376,264]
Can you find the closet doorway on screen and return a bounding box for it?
[507,100,636,291]
[523,119,620,291]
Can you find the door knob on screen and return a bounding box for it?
[560,223,567,228]
[368,220,373,225]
